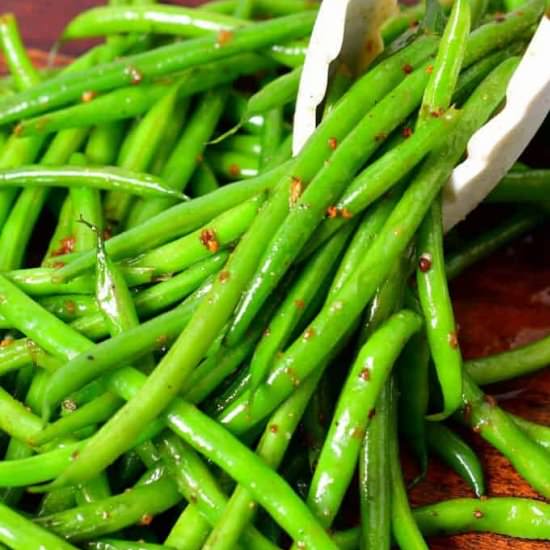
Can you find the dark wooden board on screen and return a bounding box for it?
[1,2,549,548]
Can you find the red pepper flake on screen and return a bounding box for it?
[52,236,76,257]
[13,123,24,137]
[200,228,220,253]
[65,300,76,315]
[328,137,338,150]
[81,90,96,103]
[219,271,230,284]
[375,132,387,142]
[448,331,459,349]
[341,208,353,219]
[430,107,445,118]
[326,205,338,219]
[418,253,432,272]
[425,64,434,74]
[139,514,154,526]
[0,336,14,348]
[303,327,315,340]
[409,19,419,28]
[217,29,234,46]
[360,368,370,381]
[289,176,303,206]
[52,261,65,269]
[473,510,484,519]
[228,163,241,178]
[294,299,305,309]
[402,63,413,74]
[402,126,413,139]
[484,394,497,407]
[269,424,279,433]
[127,65,143,85]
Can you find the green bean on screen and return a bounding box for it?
[132,195,263,275]
[487,170,550,203]
[128,87,229,225]
[305,311,421,529]
[446,208,542,279]
[5,266,153,297]
[259,107,284,170]
[165,505,211,550]
[245,66,302,119]
[38,486,78,517]
[426,422,485,497]
[0,14,40,91]
[204,372,322,550]
[460,373,550,498]
[18,54,273,137]
[219,57,521,435]
[0,12,316,124]
[76,473,111,506]
[85,123,126,166]
[88,540,173,550]
[31,393,123,447]
[36,478,181,542]
[43,196,74,263]
[56,161,290,280]
[248,225,353,398]
[466,331,550,385]
[0,165,187,200]
[0,501,77,549]
[511,415,550,451]
[160,435,277,550]
[104,81,184,227]
[0,385,43,442]
[204,0,319,16]
[189,161,220,197]
[390,380,428,550]
[217,134,262,158]
[380,4,425,45]
[415,497,550,539]
[208,150,259,180]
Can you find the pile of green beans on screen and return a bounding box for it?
[0,0,548,548]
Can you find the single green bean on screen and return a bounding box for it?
[487,170,550,203]
[208,150,259,180]
[189,161,220,198]
[426,422,485,496]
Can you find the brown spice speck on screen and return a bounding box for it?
[294,299,305,309]
[228,163,241,178]
[368,408,376,420]
[402,126,413,139]
[156,334,169,349]
[448,331,459,349]
[52,236,76,257]
[418,253,432,272]
[351,426,364,439]
[463,402,472,424]
[473,510,484,519]
[290,176,303,206]
[430,107,445,118]
[375,132,387,142]
[200,228,220,253]
[0,336,14,348]
[71,450,80,461]
[81,90,96,103]
[425,64,434,74]
[219,271,230,284]
[14,123,24,136]
[484,394,497,407]
[52,261,65,269]
[494,11,506,21]
[341,208,353,219]
[139,514,154,526]
[217,29,234,46]
[65,300,76,315]
[328,137,338,150]
[402,63,413,74]
[269,424,279,433]
[303,327,315,340]
[360,368,370,381]
[326,206,338,219]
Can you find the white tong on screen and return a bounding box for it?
[293,0,550,231]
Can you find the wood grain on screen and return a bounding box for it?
[1,2,549,548]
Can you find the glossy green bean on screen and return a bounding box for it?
[0,385,43,442]
[189,161,220,198]
[511,415,550,451]
[36,478,181,542]
[306,311,421,528]
[0,501,77,549]
[0,12,316,124]
[259,107,284,170]
[0,14,40,91]
[487,170,550,203]
[165,505,211,550]
[43,196,74,263]
[218,56,520,435]
[88,540,172,550]
[0,165,186,200]
[56,161,290,280]
[460,373,550,498]
[207,150,259,180]
[204,0,319,16]
[426,422,485,496]
[85,122,126,166]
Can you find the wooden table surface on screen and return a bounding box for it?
[1,2,550,549]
